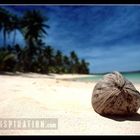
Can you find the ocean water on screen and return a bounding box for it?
[75,72,140,84]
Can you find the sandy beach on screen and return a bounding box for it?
[0,73,140,135]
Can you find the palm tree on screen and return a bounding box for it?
[70,51,79,73]
[0,50,16,71]
[79,59,90,74]
[44,45,54,66]
[32,44,54,74]
[20,10,49,72]
[21,10,49,48]
[63,55,70,73]
[0,7,11,47]
[10,15,21,46]
[70,51,79,63]
[55,50,64,73]
[55,50,63,66]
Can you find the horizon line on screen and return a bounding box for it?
[91,70,140,74]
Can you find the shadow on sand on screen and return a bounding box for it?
[0,71,21,76]
[0,71,54,78]
[101,113,140,122]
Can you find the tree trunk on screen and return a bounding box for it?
[3,29,6,47]
[13,30,16,46]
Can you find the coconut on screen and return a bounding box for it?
[91,71,140,116]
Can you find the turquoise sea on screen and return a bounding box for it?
[75,72,140,84]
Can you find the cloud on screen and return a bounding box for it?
[43,6,140,72]
[83,44,140,72]
[1,5,140,73]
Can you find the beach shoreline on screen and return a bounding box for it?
[0,73,140,135]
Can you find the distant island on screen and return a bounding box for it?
[91,70,140,75]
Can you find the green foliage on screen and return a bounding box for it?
[0,50,16,71]
[0,7,90,74]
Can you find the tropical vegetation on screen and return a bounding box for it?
[0,7,89,74]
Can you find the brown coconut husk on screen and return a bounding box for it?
[91,71,140,116]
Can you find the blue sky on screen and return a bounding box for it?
[1,5,140,73]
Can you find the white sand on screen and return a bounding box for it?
[0,73,140,135]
